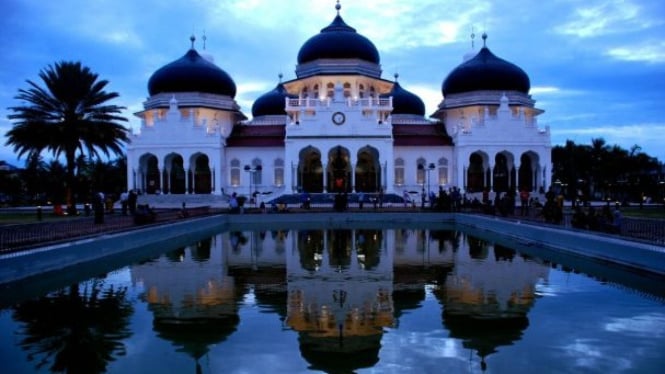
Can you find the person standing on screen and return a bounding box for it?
[120,190,129,215]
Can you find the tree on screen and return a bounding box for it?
[5,61,129,215]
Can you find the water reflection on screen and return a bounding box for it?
[131,238,243,371]
[10,228,553,372]
[12,281,132,373]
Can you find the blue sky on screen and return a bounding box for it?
[2,0,664,166]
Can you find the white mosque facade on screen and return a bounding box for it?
[126,4,551,203]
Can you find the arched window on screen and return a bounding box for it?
[394,158,405,185]
[252,158,262,185]
[313,84,319,99]
[358,84,365,98]
[326,82,334,98]
[416,158,426,185]
[343,82,351,98]
[438,157,449,185]
[230,159,240,186]
[301,86,309,98]
[369,86,376,98]
[274,158,284,186]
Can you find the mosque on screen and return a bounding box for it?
[125,2,551,204]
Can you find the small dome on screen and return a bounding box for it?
[297,14,380,65]
[251,82,297,117]
[381,81,425,116]
[442,46,530,96]
[148,48,236,97]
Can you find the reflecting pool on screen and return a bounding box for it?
[1,226,663,373]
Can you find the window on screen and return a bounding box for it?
[327,82,334,98]
[438,157,449,185]
[343,82,351,98]
[230,159,240,186]
[313,84,319,99]
[358,84,365,98]
[252,158,262,185]
[301,86,308,98]
[416,158,426,185]
[274,158,284,186]
[394,158,404,185]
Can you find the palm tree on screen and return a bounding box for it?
[5,61,129,215]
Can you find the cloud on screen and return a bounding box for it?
[555,0,654,37]
[605,41,665,63]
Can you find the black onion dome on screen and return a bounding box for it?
[297,14,380,64]
[381,81,425,116]
[442,46,530,95]
[251,82,297,117]
[148,49,237,97]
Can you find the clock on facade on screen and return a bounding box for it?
[332,112,346,125]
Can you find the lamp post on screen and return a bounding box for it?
[418,162,436,207]
[244,164,262,207]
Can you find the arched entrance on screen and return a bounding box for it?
[467,153,485,193]
[143,154,160,194]
[355,146,380,192]
[193,154,211,194]
[327,146,351,193]
[493,153,511,193]
[298,146,324,193]
[518,152,536,192]
[166,154,186,194]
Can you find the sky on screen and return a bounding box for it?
[1,0,664,167]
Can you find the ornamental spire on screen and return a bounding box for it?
[335,0,341,15]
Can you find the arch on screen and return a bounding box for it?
[301,86,309,98]
[355,146,380,192]
[519,151,539,192]
[313,84,319,98]
[298,146,324,193]
[358,83,365,98]
[165,153,186,194]
[140,153,160,194]
[467,152,486,193]
[192,153,211,194]
[493,151,515,193]
[327,146,351,193]
[326,82,334,98]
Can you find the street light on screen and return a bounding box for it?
[417,162,436,207]
[244,164,262,206]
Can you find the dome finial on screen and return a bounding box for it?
[471,27,476,49]
[482,32,487,47]
[190,34,196,49]
[394,72,399,81]
[202,30,207,50]
[335,0,341,15]
[278,73,283,82]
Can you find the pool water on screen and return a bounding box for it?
[1,226,663,373]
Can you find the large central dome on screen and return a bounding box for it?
[297,10,380,65]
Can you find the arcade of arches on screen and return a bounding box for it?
[135,153,213,195]
[465,151,543,194]
[297,145,382,193]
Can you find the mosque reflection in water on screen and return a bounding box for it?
[131,227,549,371]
